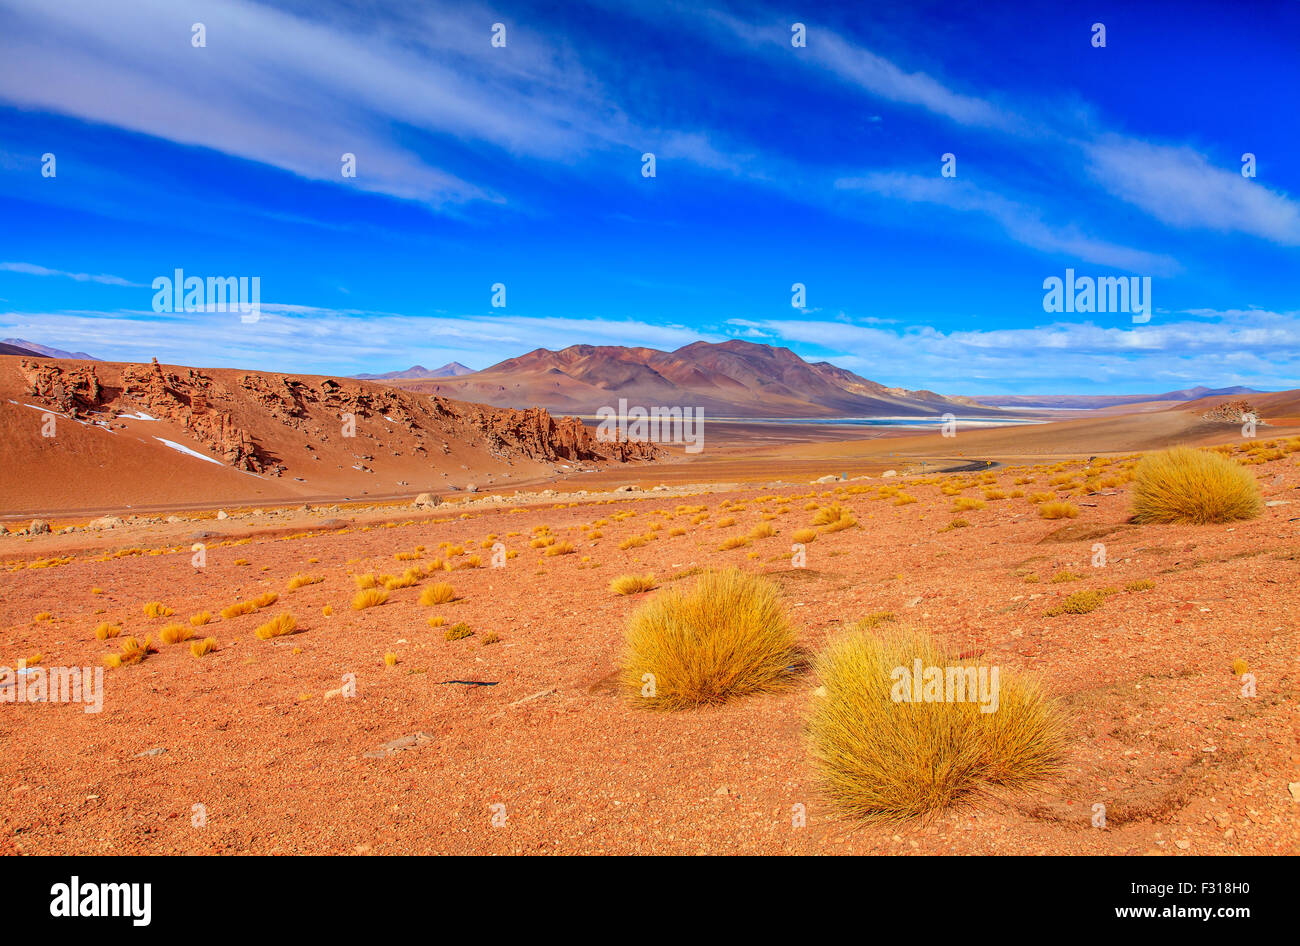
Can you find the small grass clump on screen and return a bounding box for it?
[610,573,658,596]
[427,615,447,628]
[1230,658,1249,676]
[158,623,194,645]
[94,622,121,640]
[718,535,751,551]
[544,542,575,556]
[190,637,218,658]
[254,612,297,640]
[143,601,173,618]
[791,528,817,544]
[444,622,473,641]
[808,625,1064,823]
[419,583,456,606]
[619,568,796,710]
[384,652,398,667]
[189,611,212,627]
[1125,579,1155,592]
[953,497,985,512]
[1038,501,1079,520]
[1045,589,1109,616]
[351,588,389,610]
[287,573,323,591]
[812,504,849,526]
[1131,446,1262,524]
[1050,570,1080,583]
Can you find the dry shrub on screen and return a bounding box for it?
[351,588,389,610]
[254,612,297,640]
[354,574,378,590]
[189,611,212,627]
[718,535,751,551]
[808,626,1064,823]
[288,573,323,591]
[792,528,817,544]
[748,522,776,539]
[190,637,218,658]
[610,573,658,595]
[1038,501,1079,520]
[143,601,173,618]
[1045,589,1109,616]
[1131,447,1261,524]
[444,622,473,641]
[619,568,796,710]
[158,623,193,645]
[420,583,456,606]
[820,515,858,533]
[812,504,848,525]
[953,497,985,511]
[94,622,121,640]
[544,542,575,556]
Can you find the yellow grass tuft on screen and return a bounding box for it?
[1131,446,1262,524]
[384,652,398,666]
[1230,658,1249,675]
[544,542,575,556]
[103,654,123,669]
[1038,501,1079,520]
[812,504,849,525]
[190,637,218,658]
[189,611,212,627]
[820,515,858,533]
[444,622,473,641]
[619,568,796,710]
[352,588,389,610]
[808,626,1064,823]
[427,615,447,628]
[791,528,817,544]
[1045,589,1109,616]
[158,623,194,645]
[94,622,121,640]
[610,573,658,596]
[287,573,323,591]
[354,573,378,590]
[419,583,456,606]
[254,612,297,640]
[143,601,173,618]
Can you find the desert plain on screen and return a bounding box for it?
[1,354,1298,855]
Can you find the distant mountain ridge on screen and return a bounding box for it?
[352,362,474,381]
[2,338,100,360]
[400,339,1004,418]
[976,386,1263,410]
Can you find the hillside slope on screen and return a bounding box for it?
[0,356,656,516]
[404,340,1004,418]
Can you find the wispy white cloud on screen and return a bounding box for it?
[709,13,1023,132]
[0,306,723,374]
[0,261,145,287]
[729,310,1300,392]
[1085,138,1300,244]
[836,174,1180,274]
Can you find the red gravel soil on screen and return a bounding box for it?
[1,448,1297,855]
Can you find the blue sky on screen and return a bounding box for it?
[0,0,1296,394]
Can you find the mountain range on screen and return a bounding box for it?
[2,338,100,360]
[352,362,474,381]
[976,386,1264,410]
[395,340,1003,418]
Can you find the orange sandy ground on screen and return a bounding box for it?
[1,452,1297,855]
